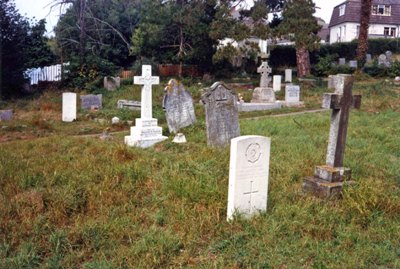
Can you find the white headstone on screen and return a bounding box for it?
[227,135,271,221]
[285,85,300,103]
[273,75,282,92]
[125,65,167,148]
[285,69,292,82]
[339,58,346,65]
[349,60,357,68]
[62,92,76,122]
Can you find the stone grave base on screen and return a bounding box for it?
[238,102,282,112]
[125,118,167,148]
[303,165,353,198]
[251,87,276,103]
[117,100,141,110]
[282,101,305,108]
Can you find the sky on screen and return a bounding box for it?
[14,0,345,36]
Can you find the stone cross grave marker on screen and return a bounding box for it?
[62,92,76,122]
[273,75,282,92]
[125,65,167,148]
[303,74,362,197]
[201,82,240,147]
[162,79,196,133]
[134,65,159,119]
[227,135,270,221]
[285,69,292,83]
[258,61,272,88]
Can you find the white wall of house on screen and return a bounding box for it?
[330,23,400,44]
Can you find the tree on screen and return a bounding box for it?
[279,0,320,77]
[356,0,372,67]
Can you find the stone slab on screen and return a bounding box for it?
[314,165,351,182]
[303,176,348,198]
[251,87,276,103]
[227,135,270,221]
[238,102,282,112]
[0,110,13,121]
[80,94,102,110]
[117,100,141,110]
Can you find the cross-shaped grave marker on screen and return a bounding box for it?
[303,74,362,198]
[257,61,272,88]
[243,181,259,213]
[134,65,160,119]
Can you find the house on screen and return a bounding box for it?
[328,0,400,44]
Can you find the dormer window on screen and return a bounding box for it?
[339,4,346,16]
[372,5,391,16]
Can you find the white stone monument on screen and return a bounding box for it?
[124,65,167,148]
[227,135,271,221]
[285,69,292,83]
[62,92,76,122]
[273,75,282,92]
[284,85,304,107]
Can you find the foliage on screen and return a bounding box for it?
[314,54,339,76]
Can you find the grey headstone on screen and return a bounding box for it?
[201,82,240,147]
[163,79,196,133]
[285,85,300,103]
[117,100,141,110]
[104,76,121,91]
[366,54,372,63]
[0,109,13,121]
[385,50,392,61]
[349,60,357,68]
[80,94,102,110]
[339,58,346,65]
[378,54,390,67]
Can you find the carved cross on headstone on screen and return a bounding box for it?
[243,181,259,213]
[257,61,272,88]
[134,65,160,119]
[322,74,362,167]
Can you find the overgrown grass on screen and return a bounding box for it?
[0,78,400,268]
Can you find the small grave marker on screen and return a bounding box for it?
[273,75,282,92]
[0,110,13,121]
[103,76,120,91]
[80,94,102,110]
[62,92,76,122]
[285,69,292,83]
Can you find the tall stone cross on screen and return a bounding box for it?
[134,65,159,119]
[257,61,272,88]
[322,74,362,167]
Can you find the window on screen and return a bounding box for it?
[384,27,396,37]
[372,5,391,16]
[356,25,360,37]
[339,4,346,16]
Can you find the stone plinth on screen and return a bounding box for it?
[124,118,167,148]
[251,87,276,103]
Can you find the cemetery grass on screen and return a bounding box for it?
[1,79,400,268]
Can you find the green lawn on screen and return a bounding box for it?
[1,78,400,268]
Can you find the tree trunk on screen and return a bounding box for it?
[296,46,311,77]
[79,0,86,67]
[356,0,372,67]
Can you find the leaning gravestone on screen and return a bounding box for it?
[201,82,240,147]
[163,79,196,133]
[62,92,77,122]
[273,75,282,92]
[0,110,13,121]
[303,74,362,197]
[104,76,121,91]
[285,69,292,83]
[227,135,271,221]
[80,94,102,110]
[125,65,167,148]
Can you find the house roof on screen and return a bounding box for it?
[329,0,400,27]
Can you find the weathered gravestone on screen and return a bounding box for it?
[62,92,77,122]
[0,110,13,121]
[339,58,346,65]
[162,79,196,133]
[303,74,362,197]
[227,135,271,221]
[385,50,393,62]
[285,69,292,83]
[117,100,141,110]
[80,94,102,110]
[327,75,335,90]
[251,61,276,103]
[378,54,390,67]
[124,65,167,148]
[103,76,121,91]
[201,82,240,147]
[366,54,372,63]
[349,60,357,68]
[285,85,303,106]
[273,75,282,92]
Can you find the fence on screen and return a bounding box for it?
[25,63,69,85]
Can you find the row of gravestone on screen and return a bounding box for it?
[62,94,102,122]
[338,51,394,68]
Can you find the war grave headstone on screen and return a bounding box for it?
[117,100,141,110]
[227,135,271,221]
[285,69,292,83]
[0,110,13,121]
[124,65,167,148]
[284,85,304,107]
[162,79,196,134]
[80,94,102,110]
[273,75,282,92]
[238,61,282,112]
[201,82,240,147]
[349,60,357,68]
[103,76,121,91]
[338,58,346,65]
[303,74,362,197]
[62,92,77,122]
